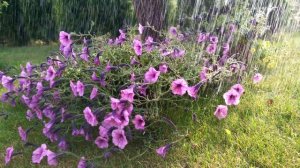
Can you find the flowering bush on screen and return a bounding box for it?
[1,24,261,166]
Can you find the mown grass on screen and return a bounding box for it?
[0,35,300,167]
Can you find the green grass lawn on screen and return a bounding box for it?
[0,36,300,167]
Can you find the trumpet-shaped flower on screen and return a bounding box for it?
[223,89,241,106]
[171,78,188,96]
[83,107,98,126]
[144,67,160,84]
[112,129,128,149]
[214,105,228,120]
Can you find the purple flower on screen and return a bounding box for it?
[120,87,135,102]
[80,47,89,62]
[159,64,168,74]
[138,23,144,34]
[83,107,98,127]
[223,89,241,106]
[187,83,201,99]
[199,67,208,82]
[58,139,68,151]
[59,31,72,46]
[206,43,217,54]
[62,44,72,57]
[132,115,145,130]
[94,55,101,66]
[95,136,109,149]
[90,87,98,100]
[70,81,77,96]
[130,72,135,83]
[26,110,35,121]
[45,66,56,81]
[99,126,108,138]
[172,48,185,58]
[112,129,128,149]
[214,105,228,120]
[169,26,177,36]
[144,67,160,84]
[171,78,188,96]
[110,97,120,110]
[77,157,87,168]
[115,29,126,45]
[133,39,142,56]
[145,36,154,52]
[130,56,140,65]
[26,62,33,75]
[231,84,245,95]
[156,144,171,158]
[5,146,14,165]
[253,73,263,84]
[1,75,14,91]
[76,81,85,97]
[32,144,48,164]
[197,33,207,43]
[229,23,236,33]
[138,85,148,96]
[46,150,58,166]
[102,115,122,129]
[36,81,44,95]
[209,36,218,44]
[18,126,27,142]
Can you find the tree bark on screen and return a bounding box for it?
[132,0,167,41]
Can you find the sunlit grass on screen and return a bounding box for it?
[0,35,300,167]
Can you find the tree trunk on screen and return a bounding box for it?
[132,0,167,41]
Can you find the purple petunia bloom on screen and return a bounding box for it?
[77,157,87,168]
[26,109,35,121]
[95,136,109,149]
[138,85,148,96]
[138,23,144,34]
[115,29,126,45]
[172,48,185,58]
[169,26,177,36]
[102,115,122,129]
[80,47,89,62]
[187,83,202,99]
[58,139,68,151]
[132,115,145,130]
[209,36,218,44]
[231,84,245,96]
[62,44,72,57]
[18,126,27,142]
[229,23,236,33]
[145,36,154,52]
[144,67,160,84]
[70,81,77,96]
[90,87,98,100]
[5,146,14,165]
[32,144,48,164]
[197,32,207,43]
[206,43,217,54]
[214,105,228,120]
[120,87,135,102]
[36,81,44,95]
[199,67,208,82]
[46,150,58,166]
[171,78,188,96]
[133,39,142,56]
[76,81,85,97]
[110,97,120,110]
[83,107,98,127]
[112,129,128,149]
[45,66,56,81]
[26,62,33,75]
[253,73,263,84]
[156,144,171,158]
[130,72,135,83]
[59,31,72,46]
[223,89,241,106]
[159,64,168,74]
[99,126,108,138]
[2,75,14,91]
